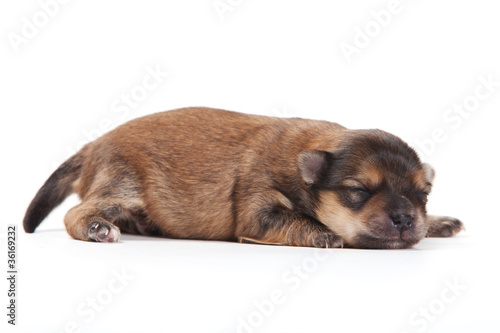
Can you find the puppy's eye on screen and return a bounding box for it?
[337,187,372,211]
[417,190,429,198]
[416,191,429,203]
[350,187,370,195]
[347,187,371,201]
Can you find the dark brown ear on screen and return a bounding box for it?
[298,150,330,185]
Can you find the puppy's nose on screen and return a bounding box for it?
[391,214,413,232]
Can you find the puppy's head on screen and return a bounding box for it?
[299,129,434,249]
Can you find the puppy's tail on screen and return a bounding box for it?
[23,151,84,233]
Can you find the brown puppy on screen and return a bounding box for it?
[23,107,464,249]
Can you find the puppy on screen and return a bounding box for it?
[23,107,464,249]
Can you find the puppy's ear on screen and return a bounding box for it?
[298,150,330,185]
[422,163,435,184]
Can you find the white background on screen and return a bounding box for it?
[1,0,499,332]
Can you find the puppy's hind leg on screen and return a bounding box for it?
[64,200,122,242]
[426,215,465,237]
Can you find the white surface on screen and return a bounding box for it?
[1,227,498,333]
[1,0,500,332]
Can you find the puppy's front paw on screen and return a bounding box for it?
[88,220,121,243]
[313,233,344,248]
[426,215,464,238]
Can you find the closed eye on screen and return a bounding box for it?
[350,187,370,195]
[336,186,372,211]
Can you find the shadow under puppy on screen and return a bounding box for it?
[23,107,464,249]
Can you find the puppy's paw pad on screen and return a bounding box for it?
[314,233,343,248]
[427,217,464,237]
[88,221,121,243]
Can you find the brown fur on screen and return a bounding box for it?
[23,107,463,248]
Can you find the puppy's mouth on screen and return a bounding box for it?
[345,212,428,249]
[348,231,422,249]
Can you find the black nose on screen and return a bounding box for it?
[391,214,413,232]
